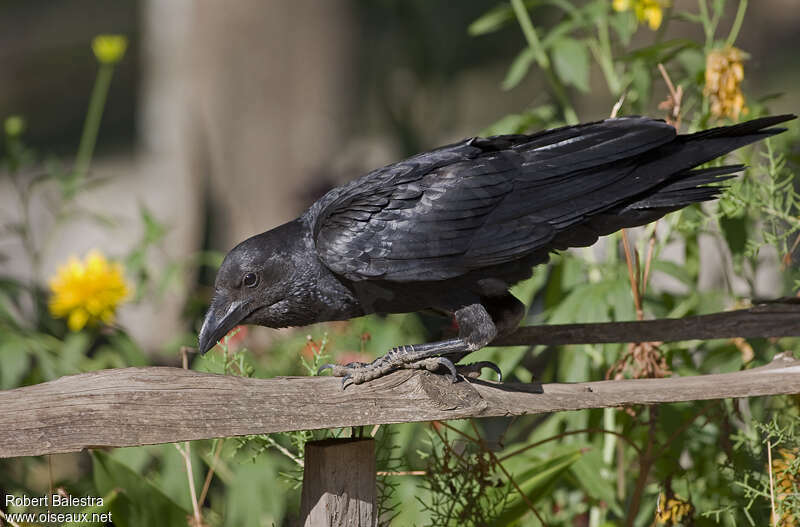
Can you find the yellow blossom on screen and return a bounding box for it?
[705,46,748,120]
[49,250,130,332]
[655,491,694,525]
[92,35,128,65]
[771,448,799,526]
[613,0,669,30]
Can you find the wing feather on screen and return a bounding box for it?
[310,117,716,282]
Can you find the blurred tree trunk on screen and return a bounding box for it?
[187,0,356,246]
[113,0,355,352]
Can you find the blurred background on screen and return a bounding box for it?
[3,2,800,525]
[1,0,798,356]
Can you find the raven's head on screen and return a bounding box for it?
[198,226,299,355]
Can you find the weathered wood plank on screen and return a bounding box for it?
[300,439,376,527]
[491,300,800,346]
[2,354,799,458]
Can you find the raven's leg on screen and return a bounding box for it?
[483,293,526,337]
[318,303,495,386]
[455,293,525,378]
[318,294,524,386]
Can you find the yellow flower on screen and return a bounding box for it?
[613,0,669,30]
[705,46,748,120]
[772,448,799,526]
[92,35,128,64]
[49,250,130,332]
[655,491,693,525]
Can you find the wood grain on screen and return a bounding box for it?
[491,300,800,346]
[2,354,799,458]
[300,439,376,527]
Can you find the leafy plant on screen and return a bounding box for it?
[2,2,799,526]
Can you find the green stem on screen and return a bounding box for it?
[725,0,748,47]
[511,0,549,70]
[697,0,713,50]
[74,63,114,181]
[510,0,579,124]
[592,11,622,96]
[708,1,723,45]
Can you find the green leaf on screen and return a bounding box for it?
[719,215,748,257]
[469,0,578,37]
[502,47,537,91]
[699,342,743,373]
[480,105,557,136]
[673,11,703,24]
[492,448,584,524]
[70,490,120,527]
[92,451,189,527]
[0,339,29,389]
[620,39,698,65]
[468,3,515,36]
[609,9,636,46]
[665,292,699,319]
[140,203,167,245]
[569,447,623,516]
[224,454,287,526]
[0,287,25,328]
[546,0,581,17]
[541,19,584,50]
[650,260,693,286]
[629,59,652,106]
[551,37,590,92]
[61,331,91,368]
[676,48,706,79]
[107,331,149,367]
[609,277,636,321]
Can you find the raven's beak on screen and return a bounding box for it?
[198,298,249,355]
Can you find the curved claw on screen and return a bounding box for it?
[457,360,503,382]
[341,373,354,390]
[438,357,459,383]
[317,363,335,376]
[475,360,502,382]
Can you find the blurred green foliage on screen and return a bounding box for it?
[2,1,800,525]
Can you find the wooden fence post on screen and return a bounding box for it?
[300,438,377,527]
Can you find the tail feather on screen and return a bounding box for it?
[654,165,743,192]
[581,164,746,238]
[631,114,798,212]
[661,114,796,171]
[622,164,743,211]
[534,115,795,252]
[683,114,795,140]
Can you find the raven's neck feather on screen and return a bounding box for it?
[266,218,363,327]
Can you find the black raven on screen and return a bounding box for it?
[198,115,795,386]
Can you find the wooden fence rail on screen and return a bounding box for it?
[491,299,800,346]
[2,299,800,459]
[2,353,800,459]
[3,299,800,526]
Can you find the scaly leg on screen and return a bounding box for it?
[318,303,502,388]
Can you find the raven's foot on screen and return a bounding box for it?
[317,303,506,388]
[317,343,502,389]
[318,344,453,388]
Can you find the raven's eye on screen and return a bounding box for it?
[243,272,259,288]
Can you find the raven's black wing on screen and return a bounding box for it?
[311,115,791,282]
